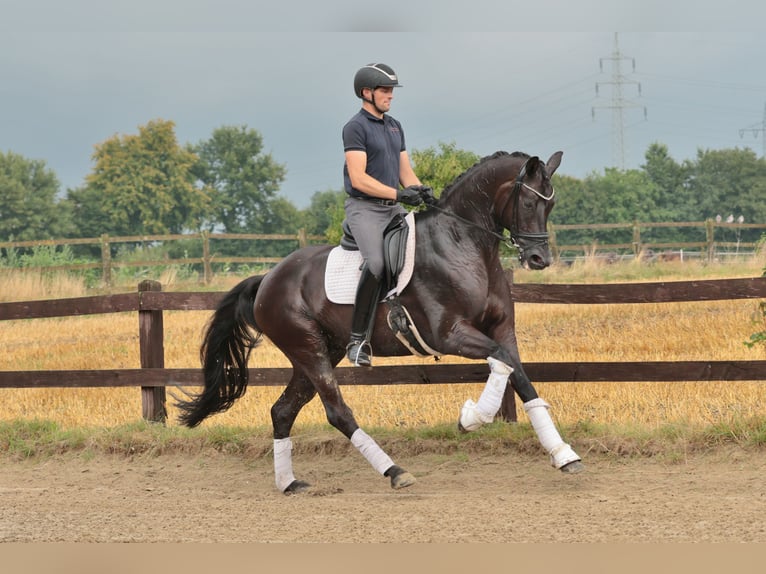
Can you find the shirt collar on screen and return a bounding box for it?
[359,108,385,122]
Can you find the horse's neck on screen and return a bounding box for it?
[418,195,501,258]
[440,184,498,235]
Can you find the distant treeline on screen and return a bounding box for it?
[2,120,765,255]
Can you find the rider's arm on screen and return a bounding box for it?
[345,150,399,200]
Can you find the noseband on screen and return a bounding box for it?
[495,158,555,261]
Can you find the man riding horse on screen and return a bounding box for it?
[342,63,434,367]
[176,64,584,494]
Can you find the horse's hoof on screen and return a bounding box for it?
[283,479,312,494]
[392,471,416,489]
[458,400,487,432]
[385,465,417,489]
[559,460,585,474]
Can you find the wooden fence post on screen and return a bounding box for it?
[100,234,111,287]
[706,219,716,262]
[138,280,167,423]
[298,228,308,249]
[632,221,641,256]
[548,223,559,262]
[202,231,212,285]
[498,269,518,422]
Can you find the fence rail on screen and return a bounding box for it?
[549,220,766,260]
[2,276,766,424]
[0,230,324,285]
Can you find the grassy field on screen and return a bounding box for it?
[1,252,766,455]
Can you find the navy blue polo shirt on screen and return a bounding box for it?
[342,109,406,198]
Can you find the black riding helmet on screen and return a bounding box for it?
[353,63,402,99]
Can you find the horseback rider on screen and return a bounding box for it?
[342,63,434,367]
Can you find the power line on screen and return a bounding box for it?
[739,101,766,158]
[592,33,647,169]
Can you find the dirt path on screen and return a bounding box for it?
[2,446,765,543]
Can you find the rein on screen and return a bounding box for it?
[426,203,512,246]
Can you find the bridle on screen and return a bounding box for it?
[427,158,555,259]
[496,158,555,261]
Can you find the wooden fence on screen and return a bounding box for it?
[0,230,324,286]
[549,220,766,260]
[2,275,766,424]
[1,220,764,285]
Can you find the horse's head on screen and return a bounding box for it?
[495,151,562,270]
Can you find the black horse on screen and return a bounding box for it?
[178,150,583,493]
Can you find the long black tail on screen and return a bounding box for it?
[177,275,264,427]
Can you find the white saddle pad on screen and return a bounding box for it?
[325,211,416,304]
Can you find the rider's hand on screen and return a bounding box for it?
[417,185,437,205]
[396,186,424,206]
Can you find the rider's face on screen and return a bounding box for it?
[368,86,394,114]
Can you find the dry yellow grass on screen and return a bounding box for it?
[1,255,765,431]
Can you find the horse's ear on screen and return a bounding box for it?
[546,151,563,175]
[525,156,541,174]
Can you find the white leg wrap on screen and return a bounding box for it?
[350,428,394,475]
[459,357,513,432]
[523,398,581,469]
[274,438,297,492]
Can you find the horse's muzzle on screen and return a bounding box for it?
[514,232,552,270]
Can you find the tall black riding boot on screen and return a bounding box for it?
[346,267,382,367]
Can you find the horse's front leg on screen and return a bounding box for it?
[444,321,583,473]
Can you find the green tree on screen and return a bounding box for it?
[411,141,480,195]
[685,147,766,243]
[547,174,587,225]
[190,125,286,234]
[550,168,654,246]
[640,143,695,242]
[302,189,345,238]
[66,119,207,237]
[0,151,71,241]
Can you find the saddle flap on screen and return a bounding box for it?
[340,220,358,251]
[382,215,409,291]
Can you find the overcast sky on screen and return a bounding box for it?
[2,2,766,208]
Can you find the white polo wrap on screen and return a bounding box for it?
[459,357,513,431]
[274,437,297,492]
[351,428,394,475]
[523,398,581,469]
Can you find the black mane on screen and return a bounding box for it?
[440,151,529,199]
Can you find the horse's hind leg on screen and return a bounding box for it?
[270,356,415,492]
[271,372,317,494]
[290,352,416,491]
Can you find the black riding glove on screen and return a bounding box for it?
[396,185,424,206]
[418,185,437,205]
